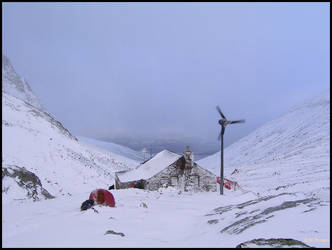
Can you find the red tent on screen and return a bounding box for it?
[89,189,115,207]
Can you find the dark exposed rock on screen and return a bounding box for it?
[208,204,234,215]
[207,219,219,224]
[261,198,315,215]
[235,238,313,248]
[140,202,148,208]
[206,192,318,235]
[220,197,316,235]
[236,193,292,209]
[209,193,293,216]
[2,165,55,201]
[104,230,125,237]
[302,208,316,213]
[231,169,239,175]
[235,211,248,218]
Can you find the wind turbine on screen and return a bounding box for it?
[216,106,245,195]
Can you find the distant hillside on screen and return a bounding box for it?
[197,90,329,245]
[198,90,330,196]
[103,135,219,160]
[77,136,143,164]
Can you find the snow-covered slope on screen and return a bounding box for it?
[2,54,43,110]
[2,56,139,203]
[194,90,330,247]
[77,136,143,163]
[2,92,136,203]
[198,89,330,196]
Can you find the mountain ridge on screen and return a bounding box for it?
[2,54,43,110]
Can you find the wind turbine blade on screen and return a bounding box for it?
[216,106,226,119]
[229,119,245,124]
[218,131,222,141]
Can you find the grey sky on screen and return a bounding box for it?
[2,2,330,151]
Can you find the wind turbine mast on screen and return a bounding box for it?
[216,106,245,195]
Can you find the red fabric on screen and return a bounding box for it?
[89,189,115,207]
[217,177,237,190]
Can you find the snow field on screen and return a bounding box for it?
[3,187,329,248]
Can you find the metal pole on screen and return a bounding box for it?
[220,129,224,195]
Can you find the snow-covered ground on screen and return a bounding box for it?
[2,187,329,248]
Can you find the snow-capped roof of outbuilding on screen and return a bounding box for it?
[116,149,182,183]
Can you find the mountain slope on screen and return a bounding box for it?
[198,90,330,196]
[2,54,43,110]
[2,56,139,203]
[2,92,137,203]
[196,90,329,246]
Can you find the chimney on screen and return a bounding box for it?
[184,146,194,169]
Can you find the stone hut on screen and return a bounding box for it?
[114,147,217,192]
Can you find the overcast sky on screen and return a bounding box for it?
[2,2,330,148]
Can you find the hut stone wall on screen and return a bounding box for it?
[115,149,217,192]
[145,157,216,192]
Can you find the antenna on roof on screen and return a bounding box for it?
[216,106,245,195]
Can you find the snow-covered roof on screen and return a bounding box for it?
[116,150,182,182]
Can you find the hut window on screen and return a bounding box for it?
[161,177,169,185]
[190,175,199,186]
[171,177,178,186]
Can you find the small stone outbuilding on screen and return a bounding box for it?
[115,146,217,192]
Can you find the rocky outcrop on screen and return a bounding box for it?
[205,192,323,236]
[104,230,125,237]
[235,238,313,248]
[2,165,55,201]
